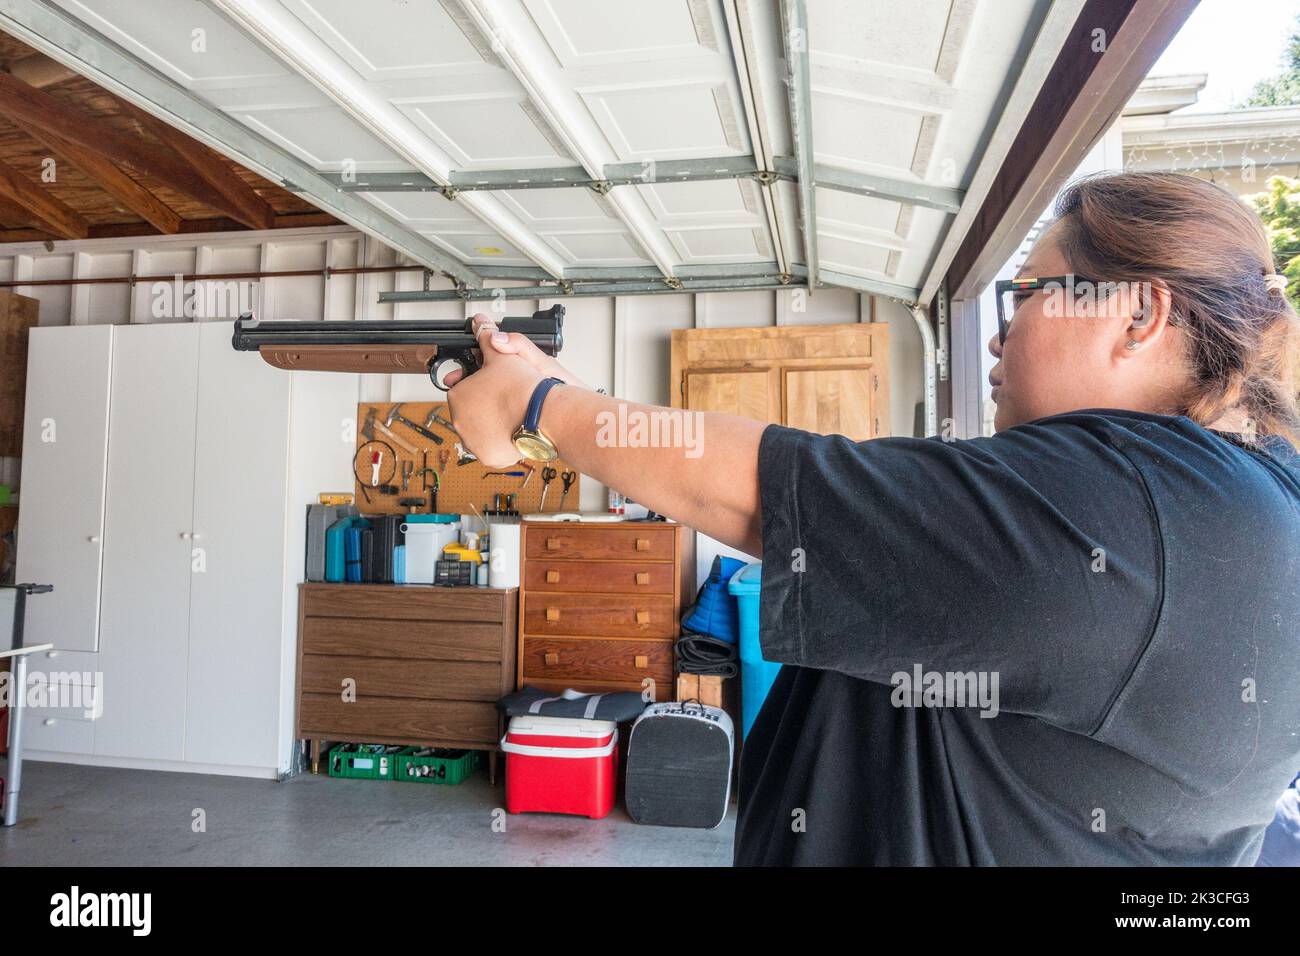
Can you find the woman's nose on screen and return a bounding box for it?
[987,330,1002,359]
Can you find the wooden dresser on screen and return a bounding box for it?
[296,583,517,783]
[517,521,694,699]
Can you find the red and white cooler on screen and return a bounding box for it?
[501,715,619,819]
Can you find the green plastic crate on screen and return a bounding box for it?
[394,747,479,785]
[327,743,404,780]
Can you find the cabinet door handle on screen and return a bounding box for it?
[544,652,559,666]
[545,569,560,583]
[545,607,560,622]
[546,537,561,550]
[46,650,59,659]
[635,572,650,585]
[636,610,650,624]
[43,718,56,726]
[634,655,649,669]
[87,535,100,543]
[179,532,192,540]
[635,538,651,552]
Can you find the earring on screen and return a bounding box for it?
[1125,340,1140,350]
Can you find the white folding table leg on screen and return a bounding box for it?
[1,643,53,827]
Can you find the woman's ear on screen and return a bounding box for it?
[1120,280,1172,354]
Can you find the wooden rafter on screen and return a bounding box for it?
[124,105,273,231]
[14,121,182,233]
[0,70,271,229]
[0,156,86,238]
[0,191,53,237]
[0,210,339,244]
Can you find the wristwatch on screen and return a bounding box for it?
[512,376,565,461]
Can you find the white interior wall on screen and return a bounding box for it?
[2,225,926,564]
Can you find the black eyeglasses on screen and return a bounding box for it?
[993,274,1106,346]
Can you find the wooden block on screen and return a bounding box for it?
[675,673,731,710]
[676,673,699,702]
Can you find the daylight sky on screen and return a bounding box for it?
[1151,0,1299,112]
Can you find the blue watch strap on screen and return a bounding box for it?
[523,377,565,432]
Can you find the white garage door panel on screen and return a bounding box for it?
[94,324,199,762]
[15,325,113,653]
[54,0,290,87]
[284,0,487,76]
[32,0,1064,291]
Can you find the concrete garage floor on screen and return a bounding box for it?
[0,759,736,866]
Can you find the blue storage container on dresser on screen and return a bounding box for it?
[728,562,780,740]
[325,515,370,582]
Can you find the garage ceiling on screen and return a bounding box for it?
[0,0,1081,304]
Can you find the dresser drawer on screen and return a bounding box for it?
[301,654,502,701]
[521,636,673,687]
[526,526,676,562]
[524,560,675,595]
[302,617,505,662]
[299,694,499,745]
[302,585,507,623]
[523,593,676,638]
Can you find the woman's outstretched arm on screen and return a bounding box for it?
[445,315,765,555]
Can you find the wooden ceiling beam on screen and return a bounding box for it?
[0,191,55,238]
[15,122,182,233]
[124,106,274,231]
[0,157,87,238]
[0,70,270,229]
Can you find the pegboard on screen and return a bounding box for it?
[353,401,581,517]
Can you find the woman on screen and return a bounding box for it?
[448,171,1300,866]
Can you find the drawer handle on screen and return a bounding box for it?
[546,607,560,622]
[635,572,650,585]
[544,652,559,666]
[46,650,59,659]
[546,570,560,583]
[44,718,56,726]
[547,537,561,550]
[636,610,650,624]
[634,655,649,669]
[635,538,651,552]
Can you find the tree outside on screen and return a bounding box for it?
[1242,14,1300,107]
[1247,175,1300,311]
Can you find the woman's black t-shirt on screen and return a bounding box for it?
[735,410,1300,866]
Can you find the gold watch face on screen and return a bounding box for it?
[513,429,558,462]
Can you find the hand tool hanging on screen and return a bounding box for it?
[362,407,418,456]
[353,439,398,503]
[387,403,444,445]
[539,466,557,511]
[559,470,576,510]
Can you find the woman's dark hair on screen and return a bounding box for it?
[1051,171,1299,446]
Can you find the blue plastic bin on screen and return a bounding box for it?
[325,515,370,582]
[728,562,780,740]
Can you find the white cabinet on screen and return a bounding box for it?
[15,325,113,653]
[16,321,358,776]
[94,324,200,761]
[183,322,291,768]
